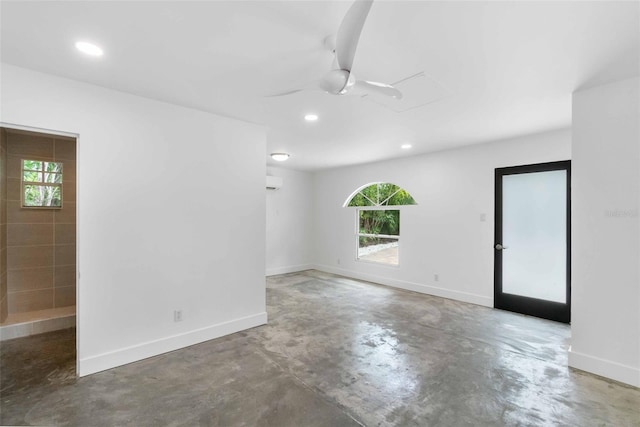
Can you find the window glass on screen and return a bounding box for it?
[346,183,416,267]
[348,183,416,207]
[22,159,63,208]
[358,209,400,266]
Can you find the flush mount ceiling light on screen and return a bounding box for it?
[304,114,319,122]
[271,153,290,162]
[401,143,412,149]
[75,41,104,57]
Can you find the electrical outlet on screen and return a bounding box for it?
[480,213,487,222]
[434,274,439,282]
[337,258,341,265]
[174,310,183,322]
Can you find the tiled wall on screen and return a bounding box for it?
[1,129,7,322]
[4,129,76,314]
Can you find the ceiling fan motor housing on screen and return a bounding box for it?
[319,69,353,95]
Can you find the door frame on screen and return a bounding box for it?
[494,160,571,323]
[0,121,80,373]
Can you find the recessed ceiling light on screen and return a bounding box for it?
[304,114,319,122]
[401,144,412,149]
[271,153,290,162]
[75,41,103,57]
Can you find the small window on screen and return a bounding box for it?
[22,159,63,208]
[345,183,416,266]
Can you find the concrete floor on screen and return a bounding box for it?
[1,270,639,426]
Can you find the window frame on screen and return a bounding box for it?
[355,205,401,267]
[21,158,64,209]
[345,182,417,268]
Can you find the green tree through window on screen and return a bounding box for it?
[347,183,416,207]
[345,183,416,266]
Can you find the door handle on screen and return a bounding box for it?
[495,244,508,250]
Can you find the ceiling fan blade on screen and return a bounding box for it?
[353,80,403,99]
[265,88,306,97]
[336,0,373,72]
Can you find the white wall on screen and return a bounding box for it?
[266,166,314,275]
[0,64,267,376]
[570,77,639,387]
[313,130,571,307]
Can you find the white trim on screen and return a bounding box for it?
[0,122,79,138]
[75,134,81,378]
[266,264,314,277]
[78,311,267,377]
[568,346,640,388]
[312,264,493,307]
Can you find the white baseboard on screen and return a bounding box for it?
[79,312,268,377]
[568,346,640,388]
[266,264,314,277]
[312,264,493,308]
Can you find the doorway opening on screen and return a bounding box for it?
[494,160,571,323]
[0,126,77,346]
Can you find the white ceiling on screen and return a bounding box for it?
[1,1,638,171]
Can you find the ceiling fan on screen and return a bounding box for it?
[270,0,402,100]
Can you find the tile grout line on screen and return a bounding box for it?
[53,137,56,308]
[7,264,75,271]
[6,243,75,248]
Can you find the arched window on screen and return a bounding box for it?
[345,183,417,266]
